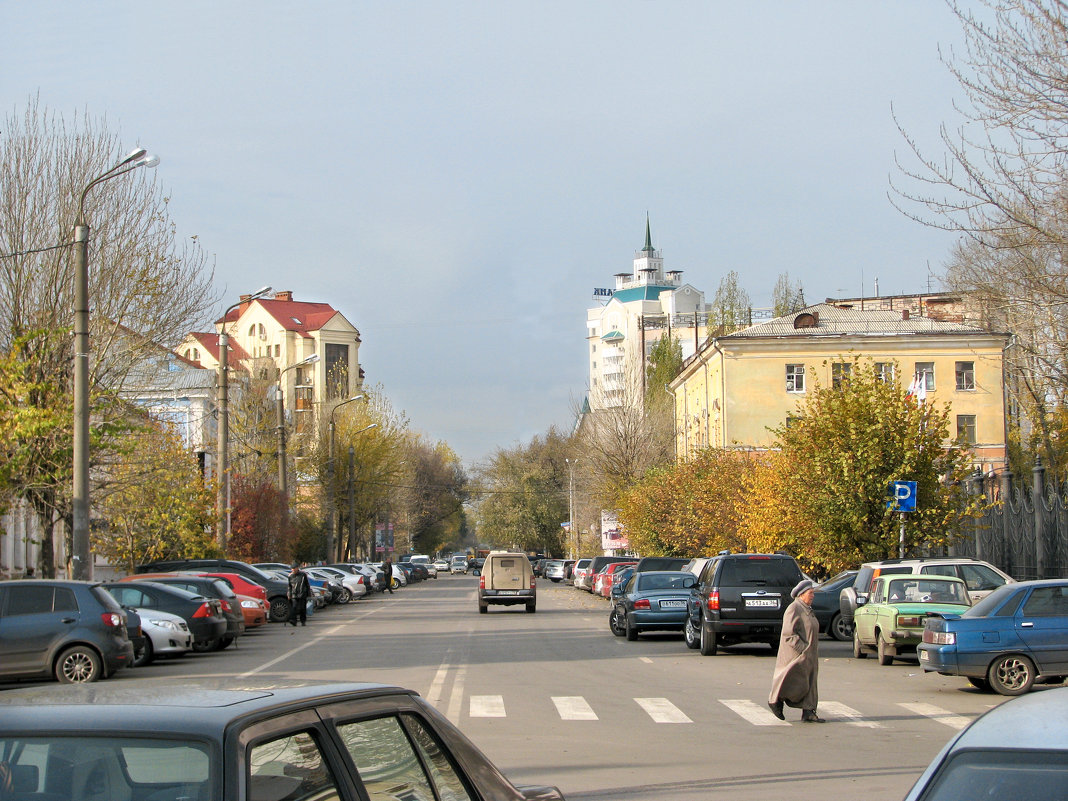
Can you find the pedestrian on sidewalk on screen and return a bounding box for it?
[768,578,824,723]
[381,557,394,594]
[287,563,310,626]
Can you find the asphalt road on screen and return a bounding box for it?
[80,572,1049,801]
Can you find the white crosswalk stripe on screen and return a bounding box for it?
[720,699,790,726]
[552,696,598,720]
[470,694,505,718]
[898,702,973,730]
[635,697,692,723]
[820,701,882,727]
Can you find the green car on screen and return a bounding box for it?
[853,574,971,665]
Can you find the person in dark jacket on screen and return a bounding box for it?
[287,563,311,626]
[381,558,394,594]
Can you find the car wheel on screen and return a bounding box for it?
[214,636,234,652]
[337,588,352,605]
[684,617,700,650]
[967,677,993,692]
[609,608,626,637]
[526,602,536,613]
[625,612,639,641]
[852,630,868,659]
[830,612,854,642]
[988,654,1036,696]
[193,639,218,653]
[133,638,154,668]
[55,645,102,684]
[550,578,560,583]
[478,602,488,614]
[269,597,291,623]
[877,635,895,666]
[699,621,718,656]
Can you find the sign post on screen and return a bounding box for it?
[887,481,917,558]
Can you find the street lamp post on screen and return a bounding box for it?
[339,422,378,562]
[325,396,365,561]
[565,457,578,560]
[216,286,272,550]
[276,353,320,510]
[71,148,159,581]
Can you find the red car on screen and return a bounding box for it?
[594,562,636,598]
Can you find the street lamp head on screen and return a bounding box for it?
[252,285,273,299]
[120,147,148,165]
[139,153,160,169]
[300,354,321,366]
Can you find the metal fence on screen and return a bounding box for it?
[950,462,1068,580]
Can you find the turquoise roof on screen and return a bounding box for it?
[611,285,669,303]
[601,329,625,341]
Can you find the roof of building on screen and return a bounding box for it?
[219,294,342,340]
[601,329,625,342]
[183,332,251,364]
[723,303,1001,339]
[611,285,671,303]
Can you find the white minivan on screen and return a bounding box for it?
[478,552,536,613]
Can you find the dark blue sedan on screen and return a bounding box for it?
[609,571,697,641]
[918,578,1068,695]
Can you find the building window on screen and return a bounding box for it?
[325,343,349,400]
[831,362,852,389]
[957,414,977,445]
[274,344,281,357]
[786,364,805,393]
[248,324,256,338]
[915,362,935,391]
[956,361,975,391]
[874,362,894,383]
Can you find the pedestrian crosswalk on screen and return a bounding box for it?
[452,693,978,730]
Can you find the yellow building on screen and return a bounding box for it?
[669,303,1009,471]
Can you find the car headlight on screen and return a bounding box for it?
[241,600,259,609]
[149,619,179,631]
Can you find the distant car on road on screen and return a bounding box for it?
[450,556,469,574]
[610,571,697,640]
[918,578,1068,695]
[478,552,536,613]
[0,680,566,801]
[810,570,858,641]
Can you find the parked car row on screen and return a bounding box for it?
[560,550,1067,697]
[0,555,437,686]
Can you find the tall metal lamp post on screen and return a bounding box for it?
[277,353,320,514]
[71,147,159,581]
[216,285,273,550]
[325,397,364,560]
[565,457,578,560]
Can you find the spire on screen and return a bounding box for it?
[642,213,654,253]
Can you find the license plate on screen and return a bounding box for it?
[919,650,929,662]
[497,590,517,595]
[745,599,778,608]
[659,600,686,609]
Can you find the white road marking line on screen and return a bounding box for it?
[820,701,881,727]
[470,695,506,717]
[635,697,692,723]
[552,696,598,720]
[446,665,466,724]
[719,699,791,726]
[899,702,972,730]
[427,661,449,708]
[639,657,654,664]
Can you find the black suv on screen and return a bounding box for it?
[683,552,804,655]
[0,579,135,684]
[136,558,291,622]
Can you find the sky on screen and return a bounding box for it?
[2,2,968,467]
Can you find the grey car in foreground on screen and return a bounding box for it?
[0,679,566,801]
[903,686,1068,801]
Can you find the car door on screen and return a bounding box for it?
[1014,584,1068,674]
[854,577,886,645]
[0,584,75,676]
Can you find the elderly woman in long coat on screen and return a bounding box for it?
[768,578,825,723]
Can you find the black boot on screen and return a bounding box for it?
[768,701,785,720]
[801,709,825,723]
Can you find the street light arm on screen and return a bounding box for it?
[77,152,160,224]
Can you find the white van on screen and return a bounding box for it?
[478,552,536,613]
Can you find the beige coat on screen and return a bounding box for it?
[768,597,819,710]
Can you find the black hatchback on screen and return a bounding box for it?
[104,581,227,651]
[0,579,134,684]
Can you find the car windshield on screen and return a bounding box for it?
[918,748,1068,801]
[0,735,212,797]
[718,559,801,586]
[636,573,692,591]
[885,578,968,605]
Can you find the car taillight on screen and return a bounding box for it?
[192,602,213,618]
[634,599,651,610]
[897,615,923,627]
[530,576,536,590]
[221,600,233,613]
[479,575,485,590]
[101,612,123,629]
[707,589,720,612]
[923,630,956,645]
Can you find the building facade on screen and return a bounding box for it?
[670,303,1009,472]
[586,221,708,410]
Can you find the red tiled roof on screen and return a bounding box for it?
[218,298,340,340]
[184,332,251,365]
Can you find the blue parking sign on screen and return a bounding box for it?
[887,481,917,512]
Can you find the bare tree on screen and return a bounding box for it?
[0,98,218,574]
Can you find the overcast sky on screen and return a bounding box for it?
[2,2,967,466]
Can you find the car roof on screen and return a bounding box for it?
[947,687,1068,752]
[0,679,414,737]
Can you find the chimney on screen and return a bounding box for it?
[275,290,293,302]
[902,309,910,321]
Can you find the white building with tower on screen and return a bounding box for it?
[585,220,709,410]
